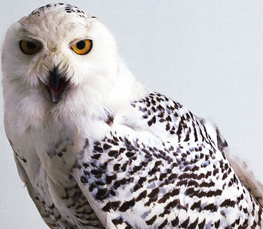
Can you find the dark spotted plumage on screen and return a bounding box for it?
[3,3,263,229]
[30,3,88,18]
[71,92,262,228]
[9,91,263,228]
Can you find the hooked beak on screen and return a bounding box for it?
[46,66,69,103]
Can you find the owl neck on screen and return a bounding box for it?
[105,59,149,114]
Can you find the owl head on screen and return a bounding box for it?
[2,3,120,125]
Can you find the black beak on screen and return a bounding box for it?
[46,66,69,103]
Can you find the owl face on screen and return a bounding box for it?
[2,4,119,113]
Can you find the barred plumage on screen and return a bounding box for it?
[2,3,263,228]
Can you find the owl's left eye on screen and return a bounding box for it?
[20,40,40,55]
[71,39,92,55]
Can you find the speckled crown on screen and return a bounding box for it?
[30,3,88,18]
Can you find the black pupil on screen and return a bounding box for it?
[27,42,36,50]
[76,41,86,50]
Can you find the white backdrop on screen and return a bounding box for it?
[1,1,263,228]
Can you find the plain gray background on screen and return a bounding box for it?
[1,1,263,228]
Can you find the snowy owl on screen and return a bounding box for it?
[2,3,263,229]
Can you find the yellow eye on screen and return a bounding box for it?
[20,40,40,55]
[71,39,92,55]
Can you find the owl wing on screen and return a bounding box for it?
[226,151,263,206]
[199,118,263,207]
[14,155,57,228]
[73,91,262,228]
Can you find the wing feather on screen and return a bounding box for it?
[73,92,263,228]
[199,118,263,207]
